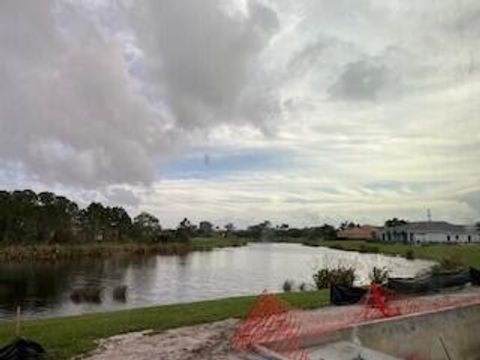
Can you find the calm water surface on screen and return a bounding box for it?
[0,243,433,319]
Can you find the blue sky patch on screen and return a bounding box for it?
[159,148,295,180]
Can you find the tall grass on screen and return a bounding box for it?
[0,238,248,262]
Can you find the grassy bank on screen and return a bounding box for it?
[0,290,329,360]
[318,240,480,267]
[191,237,248,250]
[0,237,248,262]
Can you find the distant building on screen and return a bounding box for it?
[337,225,379,240]
[377,221,479,244]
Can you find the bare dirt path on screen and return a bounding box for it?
[82,319,242,360]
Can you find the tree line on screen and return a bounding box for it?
[0,189,197,245]
[237,220,337,241]
[0,190,343,245]
[1,189,429,246]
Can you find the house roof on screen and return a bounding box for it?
[337,225,380,239]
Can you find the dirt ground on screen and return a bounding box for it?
[82,319,242,360]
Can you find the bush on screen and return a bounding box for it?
[369,266,390,285]
[359,244,379,254]
[329,244,344,250]
[405,249,415,260]
[313,267,355,289]
[282,280,295,292]
[299,282,307,291]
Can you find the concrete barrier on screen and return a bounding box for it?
[262,303,480,359]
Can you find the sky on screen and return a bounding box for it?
[0,0,479,228]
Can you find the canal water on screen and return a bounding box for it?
[0,243,433,319]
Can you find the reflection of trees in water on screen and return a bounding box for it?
[0,252,229,317]
[176,254,189,267]
[0,262,74,312]
[124,255,163,295]
[0,256,138,315]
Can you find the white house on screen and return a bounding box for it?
[377,221,480,244]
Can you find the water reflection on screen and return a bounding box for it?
[0,243,433,319]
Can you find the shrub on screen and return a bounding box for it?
[299,282,307,292]
[313,267,355,289]
[329,244,344,250]
[282,280,294,292]
[369,266,390,285]
[405,249,415,260]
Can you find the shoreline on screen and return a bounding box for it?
[0,237,248,262]
[315,239,480,267]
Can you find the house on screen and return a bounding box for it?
[337,225,379,240]
[377,221,479,244]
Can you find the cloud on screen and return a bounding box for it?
[461,191,480,216]
[0,0,281,188]
[287,38,330,73]
[0,0,170,187]
[106,187,140,208]
[328,59,388,101]
[129,0,280,131]
[136,174,479,228]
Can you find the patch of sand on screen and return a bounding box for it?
[81,319,242,360]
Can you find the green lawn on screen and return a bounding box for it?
[319,240,480,267]
[0,290,329,360]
